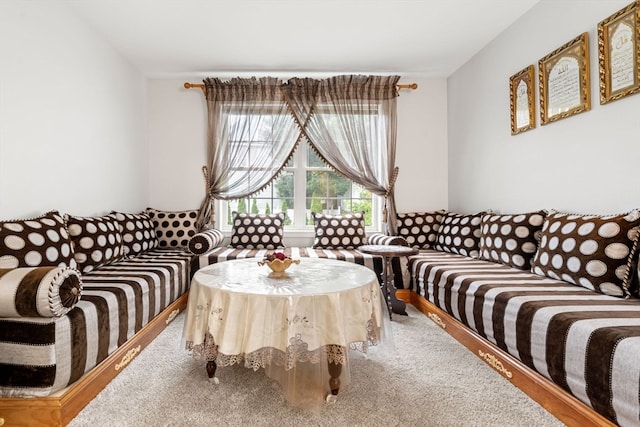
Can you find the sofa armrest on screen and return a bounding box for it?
[188,228,224,255]
[0,266,83,317]
[367,232,409,247]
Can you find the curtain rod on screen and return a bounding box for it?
[183,82,418,93]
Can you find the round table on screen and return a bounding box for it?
[358,244,418,318]
[182,257,390,407]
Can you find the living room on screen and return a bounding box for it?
[2,1,640,426]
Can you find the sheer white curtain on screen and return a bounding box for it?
[195,77,304,230]
[287,75,401,235]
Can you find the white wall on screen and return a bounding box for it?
[447,0,640,215]
[0,0,148,219]
[147,76,449,218]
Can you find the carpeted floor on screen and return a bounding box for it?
[68,305,564,427]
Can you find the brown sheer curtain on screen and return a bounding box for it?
[195,75,401,235]
[195,77,304,230]
[287,75,401,235]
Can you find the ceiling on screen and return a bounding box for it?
[67,0,540,78]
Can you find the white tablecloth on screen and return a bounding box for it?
[183,257,392,406]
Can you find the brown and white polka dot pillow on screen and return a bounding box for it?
[312,212,366,250]
[230,212,285,249]
[0,210,75,269]
[396,211,445,249]
[65,214,124,273]
[111,212,158,257]
[479,210,547,270]
[146,208,198,248]
[434,212,483,258]
[530,210,640,297]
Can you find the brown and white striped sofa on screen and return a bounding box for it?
[0,209,200,427]
[397,209,640,427]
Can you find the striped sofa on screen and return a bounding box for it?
[399,209,640,427]
[0,210,200,427]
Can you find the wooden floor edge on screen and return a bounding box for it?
[0,292,189,427]
[396,289,615,427]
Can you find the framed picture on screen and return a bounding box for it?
[539,32,591,125]
[510,65,536,135]
[598,1,640,104]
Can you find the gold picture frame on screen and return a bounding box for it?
[598,1,640,104]
[510,65,536,135]
[539,32,591,125]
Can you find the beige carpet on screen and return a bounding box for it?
[68,305,564,427]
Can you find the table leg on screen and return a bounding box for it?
[384,256,407,317]
[328,360,342,397]
[206,361,219,384]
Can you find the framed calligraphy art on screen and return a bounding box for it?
[539,32,591,125]
[510,65,536,135]
[598,1,640,104]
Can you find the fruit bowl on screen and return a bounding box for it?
[257,253,300,276]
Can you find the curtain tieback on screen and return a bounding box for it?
[382,166,399,224]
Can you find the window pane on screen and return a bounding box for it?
[307,147,325,167]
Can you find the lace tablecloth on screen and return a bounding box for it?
[183,257,391,406]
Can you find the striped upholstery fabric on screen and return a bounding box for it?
[188,228,224,255]
[196,246,387,285]
[0,248,191,397]
[0,266,82,317]
[409,249,640,425]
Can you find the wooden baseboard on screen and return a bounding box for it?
[395,289,615,427]
[0,292,189,427]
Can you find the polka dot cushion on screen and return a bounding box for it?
[479,210,547,270]
[312,212,366,250]
[146,208,198,248]
[65,214,124,274]
[230,212,285,249]
[433,211,484,258]
[396,211,445,249]
[530,210,640,297]
[111,211,158,257]
[0,210,75,269]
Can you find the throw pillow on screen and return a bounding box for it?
[312,212,366,250]
[146,208,199,248]
[0,266,83,317]
[0,210,75,269]
[530,210,640,297]
[229,212,285,249]
[433,211,484,258]
[65,214,124,274]
[188,228,225,255]
[479,210,547,270]
[396,211,445,249]
[111,211,159,257]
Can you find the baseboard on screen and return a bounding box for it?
[0,292,189,427]
[395,289,615,427]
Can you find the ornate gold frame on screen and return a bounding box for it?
[539,32,591,125]
[509,65,536,135]
[598,1,640,104]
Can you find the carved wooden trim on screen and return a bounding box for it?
[166,308,180,324]
[427,312,446,329]
[115,346,141,371]
[478,349,513,379]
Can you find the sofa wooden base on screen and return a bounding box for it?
[0,292,189,427]
[396,289,615,427]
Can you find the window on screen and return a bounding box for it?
[221,143,379,231]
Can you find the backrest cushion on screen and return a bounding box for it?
[111,211,159,257]
[530,210,640,297]
[230,212,285,249]
[433,211,484,258]
[312,212,367,250]
[0,210,75,269]
[146,208,199,248]
[479,210,547,270]
[396,211,445,249]
[65,214,124,273]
